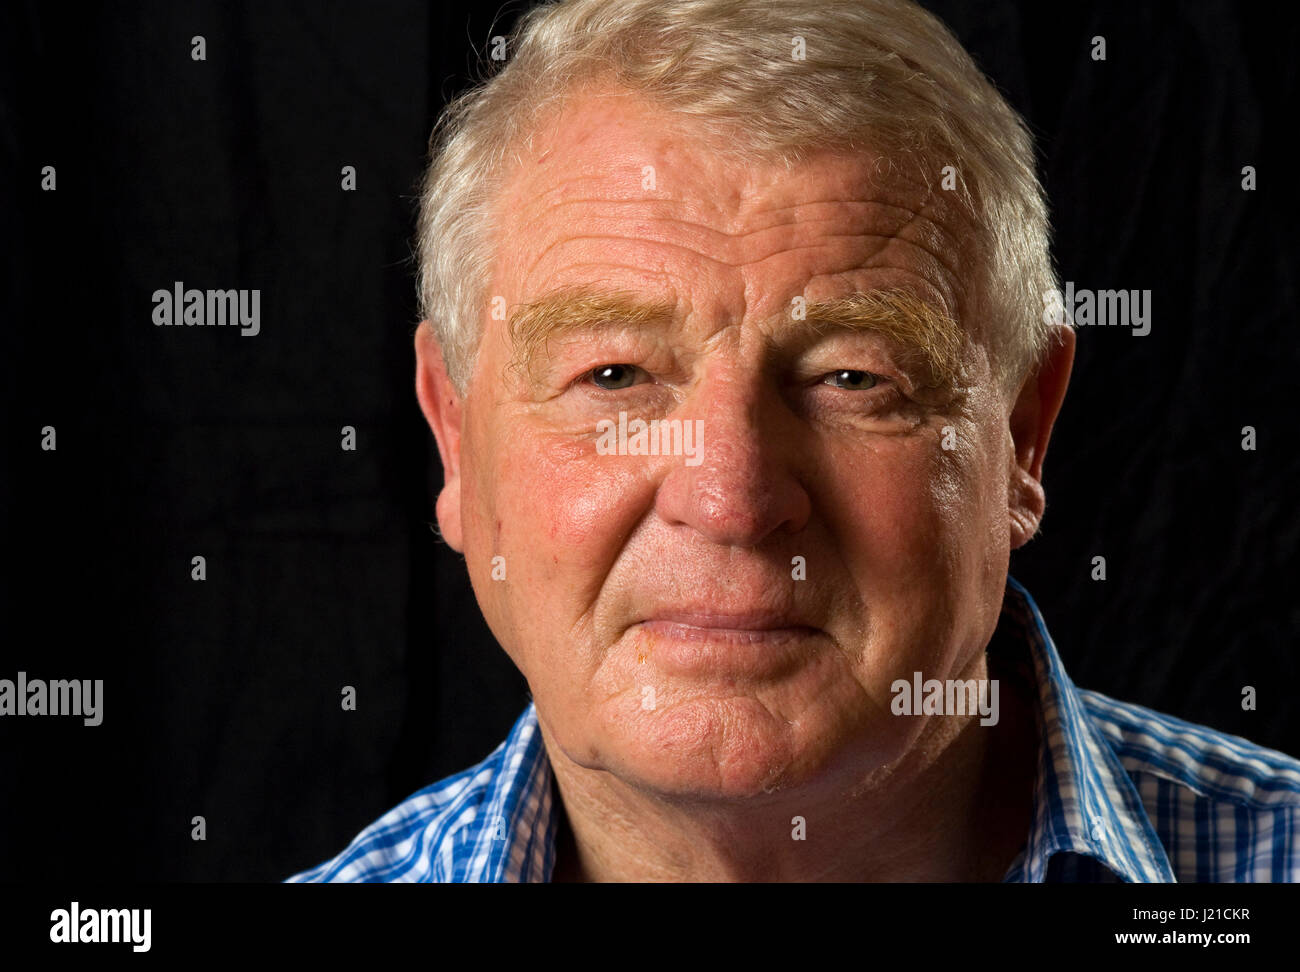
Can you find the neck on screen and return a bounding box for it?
[545,653,1038,882]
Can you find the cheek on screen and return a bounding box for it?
[463,428,652,614]
[521,441,649,550]
[820,423,1005,628]
[822,438,977,577]
[819,433,1004,689]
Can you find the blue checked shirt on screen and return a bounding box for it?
[288,577,1300,882]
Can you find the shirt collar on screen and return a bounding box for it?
[472,576,1177,882]
[456,703,556,882]
[999,575,1176,882]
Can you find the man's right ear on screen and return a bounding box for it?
[414,321,465,552]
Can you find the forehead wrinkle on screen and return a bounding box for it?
[511,156,964,238]
[513,200,969,296]
[518,194,957,249]
[519,229,936,297]
[524,194,908,226]
[794,289,968,389]
[507,285,678,382]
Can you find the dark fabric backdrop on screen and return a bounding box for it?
[2,0,1296,881]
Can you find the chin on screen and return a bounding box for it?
[590,692,888,802]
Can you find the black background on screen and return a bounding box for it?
[2,0,1296,882]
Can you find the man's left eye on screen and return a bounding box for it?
[588,364,643,389]
[823,369,880,390]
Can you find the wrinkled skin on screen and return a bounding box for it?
[415,89,1074,881]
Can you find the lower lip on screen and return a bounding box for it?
[632,620,821,677]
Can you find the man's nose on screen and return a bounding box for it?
[653,371,812,547]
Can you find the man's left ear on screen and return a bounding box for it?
[1007,326,1075,549]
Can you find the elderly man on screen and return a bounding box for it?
[290,0,1300,882]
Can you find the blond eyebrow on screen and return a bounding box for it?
[507,286,678,377]
[801,289,967,388]
[506,285,966,389]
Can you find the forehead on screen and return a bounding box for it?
[491,88,981,327]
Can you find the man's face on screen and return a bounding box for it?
[421,90,1050,800]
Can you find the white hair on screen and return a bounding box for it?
[417,0,1065,394]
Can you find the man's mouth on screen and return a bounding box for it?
[631,610,824,676]
[639,611,819,641]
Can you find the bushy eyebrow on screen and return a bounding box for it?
[800,290,967,388]
[508,286,678,372]
[506,285,966,388]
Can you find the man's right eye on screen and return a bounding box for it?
[588,364,642,390]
